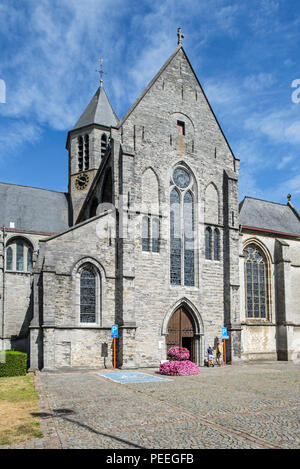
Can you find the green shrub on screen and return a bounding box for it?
[0,350,27,377]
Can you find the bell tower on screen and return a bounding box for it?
[66,82,119,224]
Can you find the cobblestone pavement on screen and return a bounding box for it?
[3,362,300,449]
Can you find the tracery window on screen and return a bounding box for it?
[243,244,268,319]
[170,166,195,286]
[80,267,96,323]
[6,239,33,273]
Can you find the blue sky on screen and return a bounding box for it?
[0,0,300,207]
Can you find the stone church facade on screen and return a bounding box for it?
[1,38,300,370]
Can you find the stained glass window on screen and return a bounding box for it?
[170,168,195,286]
[80,268,96,323]
[184,191,194,286]
[6,240,33,272]
[243,244,267,319]
[6,247,13,271]
[173,168,190,189]
[170,188,181,285]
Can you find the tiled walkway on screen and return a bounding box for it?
[2,362,300,449]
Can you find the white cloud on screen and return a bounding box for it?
[277,155,293,169]
[243,73,275,92]
[0,121,42,162]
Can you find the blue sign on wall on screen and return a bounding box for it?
[111,324,118,338]
[221,327,229,339]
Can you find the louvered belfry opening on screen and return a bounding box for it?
[166,307,195,362]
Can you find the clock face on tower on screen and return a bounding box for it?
[75,173,89,190]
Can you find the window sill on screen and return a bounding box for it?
[5,270,32,274]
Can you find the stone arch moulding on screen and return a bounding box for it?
[161,297,204,336]
[5,235,34,250]
[71,256,107,281]
[161,298,205,366]
[170,112,195,134]
[242,237,273,265]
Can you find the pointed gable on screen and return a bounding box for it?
[73,86,119,130]
[118,44,236,163]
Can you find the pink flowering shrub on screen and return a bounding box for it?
[160,360,199,376]
[167,346,190,361]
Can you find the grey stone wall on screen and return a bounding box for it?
[111,47,241,367]
[0,229,48,355]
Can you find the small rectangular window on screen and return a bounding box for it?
[177,121,185,136]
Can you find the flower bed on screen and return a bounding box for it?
[167,346,190,361]
[160,360,199,376]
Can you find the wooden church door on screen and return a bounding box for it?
[166,307,195,361]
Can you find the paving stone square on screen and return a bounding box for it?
[2,362,300,449]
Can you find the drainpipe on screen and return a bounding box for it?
[1,227,5,350]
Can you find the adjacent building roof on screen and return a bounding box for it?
[73,86,119,130]
[239,196,300,236]
[0,182,70,233]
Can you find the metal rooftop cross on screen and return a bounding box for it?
[96,58,105,86]
[177,27,184,45]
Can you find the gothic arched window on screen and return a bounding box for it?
[170,166,195,286]
[84,134,89,170]
[6,238,33,272]
[101,134,107,159]
[243,244,268,319]
[80,267,96,323]
[78,136,83,172]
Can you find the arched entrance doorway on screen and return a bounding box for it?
[166,307,195,362]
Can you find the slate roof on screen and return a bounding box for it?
[239,196,300,236]
[73,86,119,130]
[0,182,70,233]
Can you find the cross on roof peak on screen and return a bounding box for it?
[177,27,184,45]
[96,58,105,87]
